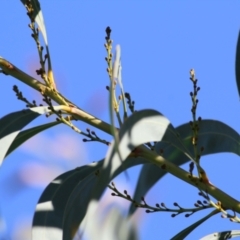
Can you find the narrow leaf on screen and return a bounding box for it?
[20,0,48,45]
[32,157,147,239]
[129,119,240,215]
[200,230,240,240]
[6,121,60,157]
[93,109,171,200]
[235,30,240,98]
[62,157,147,240]
[77,110,174,238]
[170,210,218,240]
[83,207,138,240]
[32,162,102,240]
[20,0,55,88]
[0,106,53,162]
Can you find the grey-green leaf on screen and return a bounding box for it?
[32,161,103,240]
[200,230,240,240]
[20,0,48,45]
[0,106,53,162]
[170,210,218,240]
[129,120,240,215]
[6,121,60,157]
[92,109,171,200]
[84,207,138,240]
[32,109,187,239]
[78,110,174,238]
[62,157,147,240]
[235,30,240,98]
[32,157,147,240]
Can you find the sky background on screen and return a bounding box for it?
[0,1,240,240]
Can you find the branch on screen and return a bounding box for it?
[1,57,240,216]
[139,146,240,214]
[0,57,113,134]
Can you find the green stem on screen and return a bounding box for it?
[1,57,240,214]
[139,146,240,214]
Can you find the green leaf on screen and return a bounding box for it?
[32,109,193,239]
[62,157,147,240]
[6,121,60,157]
[129,119,240,215]
[93,109,172,200]
[170,210,218,240]
[84,207,138,240]
[20,0,54,83]
[32,157,147,239]
[78,110,175,238]
[20,0,48,45]
[0,106,53,162]
[32,163,101,239]
[114,45,127,117]
[63,172,99,240]
[200,230,240,240]
[235,30,240,98]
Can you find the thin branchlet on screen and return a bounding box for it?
[109,182,212,216]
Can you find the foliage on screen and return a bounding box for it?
[1,1,240,239]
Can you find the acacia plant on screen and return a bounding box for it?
[1,1,240,239]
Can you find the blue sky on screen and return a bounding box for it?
[0,1,240,239]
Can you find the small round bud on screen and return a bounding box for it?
[125,92,130,98]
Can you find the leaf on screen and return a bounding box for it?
[0,106,54,163]
[170,210,218,240]
[62,157,147,240]
[63,172,99,240]
[93,109,172,200]
[83,207,138,240]
[73,110,174,238]
[32,157,147,240]
[235,30,240,98]
[200,230,240,240]
[114,45,128,118]
[6,121,60,157]
[20,0,48,45]
[20,0,55,87]
[129,119,240,215]
[32,162,102,240]
[113,45,121,80]
[32,109,187,239]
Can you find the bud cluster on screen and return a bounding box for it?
[82,128,110,146]
[13,85,38,108]
[109,182,211,217]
